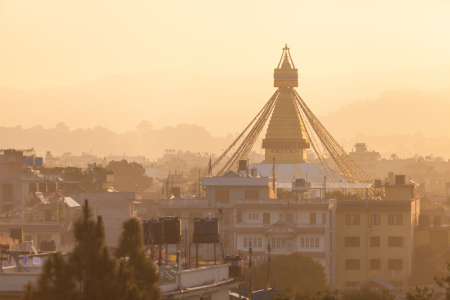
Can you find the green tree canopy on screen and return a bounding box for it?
[108,160,153,193]
[244,252,327,299]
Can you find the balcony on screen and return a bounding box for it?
[234,222,329,229]
[236,198,336,205]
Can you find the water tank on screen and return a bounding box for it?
[239,160,248,171]
[163,217,181,244]
[193,218,220,243]
[374,180,382,188]
[419,214,431,227]
[34,157,43,167]
[10,228,23,243]
[395,175,406,185]
[251,168,258,177]
[434,215,442,227]
[225,255,242,278]
[26,157,34,166]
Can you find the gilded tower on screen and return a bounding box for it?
[262,45,310,163]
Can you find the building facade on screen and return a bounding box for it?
[335,183,419,288]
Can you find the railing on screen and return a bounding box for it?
[234,222,329,229]
[159,199,208,206]
[159,264,229,293]
[236,198,336,205]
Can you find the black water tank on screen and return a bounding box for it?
[395,175,406,185]
[239,160,248,171]
[163,217,181,244]
[10,228,23,243]
[419,214,431,227]
[152,220,164,245]
[193,218,220,243]
[374,180,382,188]
[225,255,242,278]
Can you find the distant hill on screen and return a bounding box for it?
[320,89,450,138]
[0,123,235,160]
[1,65,449,136]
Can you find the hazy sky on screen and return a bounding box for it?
[1,0,450,90]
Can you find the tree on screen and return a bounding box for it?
[434,263,450,300]
[406,286,434,300]
[116,218,161,300]
[22,200,157,300]
[243,252,327,299]
[55,122,69,132]
[108,160,153,193]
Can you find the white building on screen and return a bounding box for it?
[232,197,336,284]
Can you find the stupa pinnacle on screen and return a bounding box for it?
[262,45,310,163]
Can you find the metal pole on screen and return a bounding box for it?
[214,243,216,265]
[196,243,199,269]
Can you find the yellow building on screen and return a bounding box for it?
[335,182,419,288]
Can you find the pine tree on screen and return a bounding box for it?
[22,200,153,300]
[116,217,161,300]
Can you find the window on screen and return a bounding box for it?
[345,236,360,247]
[346,259,360,270]
[245,190,259,200]
[371,214,380,225]
[301,238,305,247]
[276,237,281,247]
[346,214,360,225]
[253,238,257,248]
[388,214,403,225]
[2,184,13,201]
[263,213,270,224]
[236,210,243,223]
[370,259,381,270]
[315,238,319,248]
[388,237,404,247]
[370,236,381,247]
[306,238,310,247]
[282,238,286,248]
[215,190,229,202]
[258,238,262,247]
[388,259,403,270]
[322,213,326,224]
[244,238,248,247]
[310,213,316,224]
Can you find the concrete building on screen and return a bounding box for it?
[349,143,381,178]
[69,192,136,248]
[334,180,419,288]
[159,171,271,257]
[0,149,47,214]
[232,197,336,284]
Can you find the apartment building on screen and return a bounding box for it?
[158,170,271,257]
[232,197,336,284]
[335,178,419,288]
